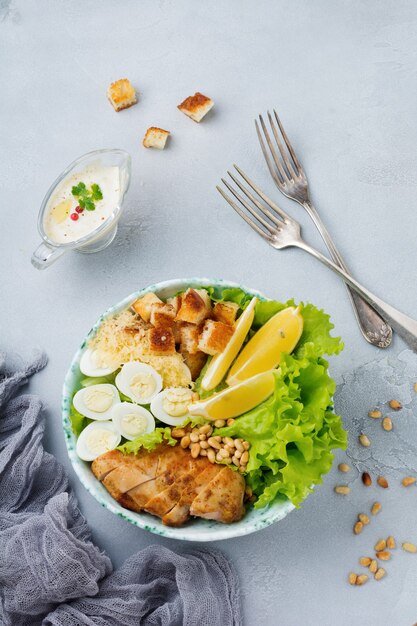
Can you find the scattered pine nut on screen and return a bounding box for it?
[386,536,396,549]
[382,417,393,431]
[358,513,370,525]
[338,463,351,473]
[334,485,350,495]
[359,433,371,447]
[414,382,417,393]
[402,476,416,487]
[376,550,391,561]
[402,542,417,553]
[359,557,371,567]
[368,409,382,419]
[375,538,387,551]
[374,568,386,581]
[371,502,382,515]
[356,574,368,586]
[377,475,389,489]
[369,559,378,574]
[348,572,357,585]
[354,521,363,535]
[362,472,372,486]
[389,399,402,410]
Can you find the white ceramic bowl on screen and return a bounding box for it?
[62,278,295,541]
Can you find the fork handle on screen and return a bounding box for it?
[297,240,417,351]
[303,201,392,348]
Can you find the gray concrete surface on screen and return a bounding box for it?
[1,1,417,624]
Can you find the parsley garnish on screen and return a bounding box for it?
[71,182,103,211]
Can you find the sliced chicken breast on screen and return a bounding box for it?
[91,449,124,481]
[190,466,245,523]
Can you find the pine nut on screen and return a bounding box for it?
[402,542,417,553]
[224,437,235,447]
[338,463,351,473]
[214,435,222,442]
[377,476,389,488]
[374,568,386,581]
[368,409,382,419]
[199,424,212,435]
[232,455,240,467]
[208,437,221,450]
[358,513,370,525]
[386,536,396,549]
[223,457,232,464]
[214,419,226,428]
[243,441,250,450]
[245,486,253,497]
[190,433,199,443]
[389,399,402,410]
[376,550,391,561]
[374,539,386,551]
[234,449,242,459]
[218,448,230,459]
[369,559,377,574]
[235,439,244,452]
[356,574,368,586]
[227,418,235,426]
[334,485,350,495]
[362,472,372,486]
[171,428,185,438]
[225,444,235,454]
[348,572,357,585]
[216,452,223,462]
[240,451,249,465]
[200,449,207,456]
[354,521,363,535]
[359,557,371,567]
[414,382,417,393]
[402,476,416,487]
[200,440,209,449]
[359,433,371,447]
[190,442,201,458]
[207,448,216,463]
[199,433,207,441]
[371,502,382,515]
[382,417,393,431]
[180,435,191,448]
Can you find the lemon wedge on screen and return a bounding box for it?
[226,306,303,385]
[189,370,275,420]
[200,297,257,391]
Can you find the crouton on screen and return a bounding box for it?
[179,323,201,355]
[132,293,162,322]
[149,302,176,328]
[198,320,234,356]
[143,127,170,149]
[107,78,137,112]
[183,351,208,380]
[176,288,212,325]
[177,92,214,123]
[213,301,239,326]
[172,322,182,345]
[148,327,176,355]
[167,295,182,315]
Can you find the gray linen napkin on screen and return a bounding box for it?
[0,352,242,626]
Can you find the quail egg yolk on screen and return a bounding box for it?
[130,373,156,401]
[84,387,114,413]
[162,388,193,417]
[86,429,118,454]
[121,414,148,437]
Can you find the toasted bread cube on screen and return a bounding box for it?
[143,127,170,149]
[167,295,182,315]
[172,321,182,344]
[213,301,239,326]
[179,323,201,355]
[198,320,234,356]
[183,351,207,380]
[149,302,176,328]
[107,78,137,112]
[177,92,214,123]
[148,327,176,355]
[176,288,212,325]
[132,293,162,322]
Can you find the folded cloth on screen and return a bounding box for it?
[0,352,242,626]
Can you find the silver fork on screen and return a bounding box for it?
[255,110,392,349]
[217,166,417,352]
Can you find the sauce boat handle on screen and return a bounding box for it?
[31,242,66,270]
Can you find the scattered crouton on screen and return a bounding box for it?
[107,78,137,112]
[132,293,162,322]
[213,301,239,326]
[179,323,201,355]
[167,295,182,315]
[176,288,212,325]
[198,320,234,356]
[149,302,176,327]
[148,327,176,355]
[183,351,207,380]
[177,92,214,123]
[143,127,170,149]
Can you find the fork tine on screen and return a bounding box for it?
[255,120,284,190]
[267,111,297,179]
[273,109,302,172]
[257,116,288,182]
[221,177,275,232]
[216,185,272,242]
[233,164,294,223]
[227,170,282,228]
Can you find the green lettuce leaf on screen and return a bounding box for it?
[69,407,92,437]
[118,427,177,454]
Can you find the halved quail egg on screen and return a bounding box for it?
[115,362,162,404]
[150,387,193,426]
[111,403,155,441]
[80,348,119,377]
[73,384,120,420]
[76,421,121,461]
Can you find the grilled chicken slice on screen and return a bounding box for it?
[91,449,124,481]
[102,447,160,501]
[190,466,245,523]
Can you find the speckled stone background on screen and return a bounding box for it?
[2,1,417,624]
